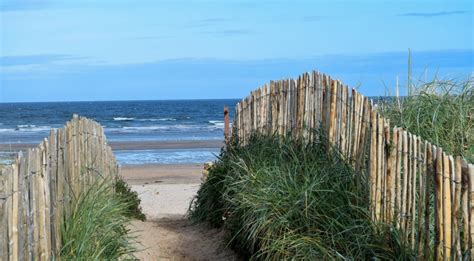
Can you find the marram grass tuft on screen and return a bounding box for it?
[190,132,415,259]
[60,178,137,260]
[379,76,473,162]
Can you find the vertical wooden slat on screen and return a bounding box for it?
[443,153,452,258]
[266,84,271,136]
[340,86,348,156]
[453,156,462,259]
[461,159,471,259]
[31,148,40,259]
[36,144,47,260]
[11,158,20,261]
[424,142,433,260]
[323,75,331,135]
[305,74,312,135]
[224,107,230,143]
[257,88,262,134]
[355,97,370,172]
[297,75,305,138]
[351,91,360,162]
[386,124,396,223]
[345,89,353,159]
[271,82,278,139]
[328,80,337,145]
[6,165,13,261]
[0,167,7,259]
[335,81,342,149]
[278,82,284,137]
[469,163,474,257]
[345,88,352,158]
[375,114,384,222]
[379,118,388,222]
[410,134,417,248]
[18,153,28,261]
[356,94,365,161]
[289,79,295,136]
[435,146,443,260]
[56,128,65,255]
[416,137,424,256]
[395,128,403,227]
[283,81,288,136]
[44,139,52,259]
[370,110,377,220]
[48,129,59,257]
[284,80,290,136]
[402,131,409,232]
[314,72,322,131]
[73,115,80,198]
[406,134,413,241]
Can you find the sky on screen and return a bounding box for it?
[0,0,473,102]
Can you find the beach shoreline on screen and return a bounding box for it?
[0,139,223,164]
[120,163,205,185]
[0,139,224,152]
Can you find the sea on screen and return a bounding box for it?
[0,99,238,165]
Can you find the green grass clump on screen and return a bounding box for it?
[60,178,137,260]
[379,77,473,162]
[190,133,414,259]
[115,176,146,221]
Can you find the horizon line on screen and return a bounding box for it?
[0,95,403,104]
[0,97,243,104]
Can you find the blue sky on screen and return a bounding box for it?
[0,0,472,102]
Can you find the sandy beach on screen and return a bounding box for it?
[121,163,204,185]
[121,163,238,260]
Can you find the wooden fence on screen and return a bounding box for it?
[0,115,118,260]
[233,70,474,260]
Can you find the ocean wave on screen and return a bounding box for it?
[17,124,36,128]
[136,118,177,122]
[0,126,52,133]
[209,120,225,128]
[12,124,52,132]
[113,117,177,122]
[121,126,168,131]
[122,125,202,131]
[106,124,224,133]
[113,117,135,121]
[18,126,52,132]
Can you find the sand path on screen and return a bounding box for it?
[121,164,238,261]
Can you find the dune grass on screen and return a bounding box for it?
[190,133,414,259]
[115,176,146,221]
[379,76,473,162]
[60,177,137,260]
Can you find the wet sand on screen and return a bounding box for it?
[120,163,204,185]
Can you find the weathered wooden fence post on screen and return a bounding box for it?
[224,106,230,143]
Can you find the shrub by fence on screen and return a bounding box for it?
[233,70,474,260]
[0,115,118,260]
